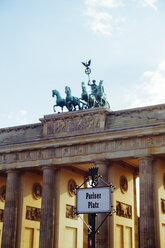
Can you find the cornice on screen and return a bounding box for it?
[0,122,165,154]
[0,103,164,147]
[40,107,111,123]
[0,103,164,134]
[0,123,42,134]
[0,103,164,133]
[110,103,165,116]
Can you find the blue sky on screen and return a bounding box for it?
[0,0,165,128]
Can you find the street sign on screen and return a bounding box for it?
[76,187,111,214]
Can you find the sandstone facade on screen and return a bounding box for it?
[0,104,165,248]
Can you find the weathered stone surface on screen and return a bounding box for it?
[0,104,165,248]
[40,107,110,137]
[1,104,165,147]
[95,162,109,248]
[39,167,55,248]
[0,131,165,169]
[105,103,165,130]
[0,123,42,146]
[139,157,155,248]
[1,171,19,248]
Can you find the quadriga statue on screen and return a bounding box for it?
[52,60,110,112]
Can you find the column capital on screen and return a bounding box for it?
[133,171,139,178]
[6,169,20,174]
[41,165,55,171]
[138,155,154,163]
[94,160,109,166]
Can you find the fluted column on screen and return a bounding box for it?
[95,161,109,248]
[39,166,55,248]
[1,170,20,248]
[139,156,155,248]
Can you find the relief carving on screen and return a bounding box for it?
[0,209,4,222]
[32,183,42,200]
[0,133,165,164]
[46,115,101,135]
[116,201,132,219]
[146,137,154,146]
[161,199,165,214]
[47,148,56,158]
[120,176,128,194]
[62,147,69,157]
[26,206,41,221]
[0,185,6,202]
[37,150,43,160]
[66,204,77,220]
[47,123,55,135]
[56,120,66,133]
[68,179,76,197]
[163,174,165,190]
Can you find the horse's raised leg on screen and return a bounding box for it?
[78,103,81,110]
[66,102,73,111]
[53,105,57,112]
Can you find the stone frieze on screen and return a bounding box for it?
[0,134,165,165]
[161,199,165,214]
[116,201,132,219]
[40,108,110,137]
[66,204,77,220]
[26,206,41,222]
[46,115,101,136]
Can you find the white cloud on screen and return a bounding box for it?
[139,0,158,11]
[125,61,165,108]
[85,8,113,35]
[7,110,32,126]
[83,0,159,36]
[85,0,123,8]
[85,8,113,21]
[89,19,112,36]
[16,110,28,125]
[84,0,124,36]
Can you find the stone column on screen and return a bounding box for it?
[54,168,61,248]
[1,170,20,248]
[95,161,109,248]
[133,172,139,248]
[139,157,155,248]
[39,166,55,248]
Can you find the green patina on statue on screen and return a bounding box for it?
[52,60,110,112]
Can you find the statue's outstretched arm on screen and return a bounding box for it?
[88,80,91,86]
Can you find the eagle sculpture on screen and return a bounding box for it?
[81,59,91,68]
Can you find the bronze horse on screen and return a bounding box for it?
[52,80,109,113]
[81,82,98,108]
[65,86,87,111]
[52,90,67,112]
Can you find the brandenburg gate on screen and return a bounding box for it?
[0,61,165,248]
[0,104,165,248]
